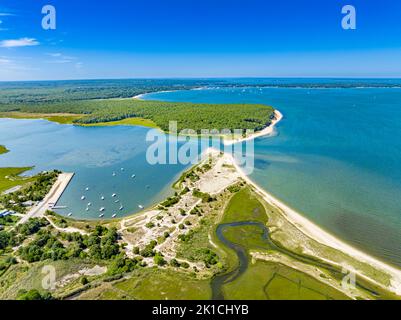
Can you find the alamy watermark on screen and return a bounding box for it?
[42,5,56,30]
[342,5,356,30]
[146,121,256,175]
[342,266,357,291]
[42,265,57,291]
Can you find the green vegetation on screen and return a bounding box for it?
[0,80,274,133]
[0,167,35,193]
[0,258,106,299]
[223,261,349,300]
[0,145,9,155]
[192,189,215,203]
[0,99,274,134]
[77,117,158,129]
[17,289,53,300]
[214,187,350,300]
[221,187,268,224]
[0,170,60,213]
[0,79,202,104]
[98,268,211,300]
[0,112,82,124]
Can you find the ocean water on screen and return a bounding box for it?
[143,85,401,267]
[0,119,194,220]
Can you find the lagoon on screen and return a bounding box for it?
[0,118,193,220]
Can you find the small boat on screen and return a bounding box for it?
[121,168,124,171]
[112,193,117,198]
[85,187,89,191]
[81,196,86,200]
[112,214,117,218]
[114,200,119,203]
[101,196,105,200]
[99,207,105,212]
[85,208,89,212]
[112,172,116,177]
[87,202,92,206]
[99,214,104,218]
[68,212,72,217]
[131,174,136,178]
[119,205,124,211]
[138,205,144,209]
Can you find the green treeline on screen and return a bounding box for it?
[0,99,274,133]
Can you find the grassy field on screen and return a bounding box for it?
[221,187,268,224]
[223,260,349,300]
[78,268,211,300]
[77,117,159,129]
[0,112,83,124]
[0,167,35,193]
[214,186,352,300]
[0,259,105,300]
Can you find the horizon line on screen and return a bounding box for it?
[1,76,401,83]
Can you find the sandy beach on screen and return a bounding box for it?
[133,90,176,100]
[229,155,401,294]
[223,110,283,146]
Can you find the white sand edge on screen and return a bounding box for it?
[228,154,401,294]
[223,110,283,146]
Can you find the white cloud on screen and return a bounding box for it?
[0,57,11,64]
[45,52,79,64]
[47,52,62,57]
[0,38,39,48]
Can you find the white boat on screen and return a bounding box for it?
[119,205,124,211]
[85,208,89,212]
[85,187,89,191]
[112,214,117,218]
[121,168,124,171]
[112,193,117,198]
[81,196,86,200]
[112,172,116,176]
[114,200,119,203]
[87,202,92,206]
[99,207,105,212]
[138,205,144,209]
[99,214,104,218]
[131,174,136,178]
[101,196,105,200]
[68,212,72,217]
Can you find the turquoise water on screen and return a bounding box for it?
[0,119,193,220]
[143,86,401,267]
[2,82,401,268]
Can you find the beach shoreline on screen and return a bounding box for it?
[223,110,283,145]
[228,155,401,294]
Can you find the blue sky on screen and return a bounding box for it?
[0,0,401,80]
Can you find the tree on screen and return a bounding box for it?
[154,253,167,266]
[81,277,89,286]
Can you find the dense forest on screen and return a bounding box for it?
[0,80,275,133]
[0,79,217,104]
